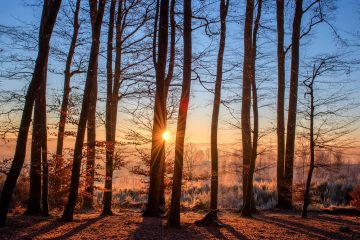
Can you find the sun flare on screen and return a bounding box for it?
[162,131,170,141]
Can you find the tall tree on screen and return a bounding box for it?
[61,0,106,222]
[102,0,117,215]
[167,0,192,228]
[283,0,303,209]
[210,0,229,217]
[275,0,287,208]
[0,0,62,227]
[240,0,254,217]
[55,0,81,191]
[144,0,169,217]
[241,0,262,216]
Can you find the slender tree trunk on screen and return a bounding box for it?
[61,0,106,222]
[248,0,262,213]
[0,0,62,227]
[144,0,169,217]
[302,67,315,218]
[210,0,229,214]
[159,0,176,210]
[25,94,43,215]
[102,0,117,215]
[55,0,81,191]
[276,0,287,209]
[41,59,49,216]
[240,0,254,218]
[167,0,192,228]
[284,0,303,209]
[241,0,262,216]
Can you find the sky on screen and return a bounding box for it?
[0,0,359,149]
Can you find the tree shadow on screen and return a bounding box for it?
[255,212,355,240]
[200,220,249,240]
[51,215,104,240]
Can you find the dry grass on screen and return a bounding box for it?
[0,209,359,239]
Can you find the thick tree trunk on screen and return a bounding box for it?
[0,0,62,227]
[144,0,169,217]
[167,0,192,228]
[240,0,254,218]
[61,0,106,222]
[210,0,229,214]
[276,0,287,209]
[102,0,117,215]
[284,0,303,209]
[55,0,81,191]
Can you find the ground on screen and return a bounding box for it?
[0,209,359,239]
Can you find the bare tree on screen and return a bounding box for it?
[167,0,192,228]
[0,0,62,227]
[61,0,106,222]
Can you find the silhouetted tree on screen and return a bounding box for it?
[0,0,62,227]
[167,0,192,228]
[61,0,106,222]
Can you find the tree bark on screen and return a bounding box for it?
[302,65,315,218]
[167,0,192,228]
[284,0,303,209]
[210,0,229,213]
[25,91,43,215]
[144,0,169,217]
[61,0,106,222]
[0,0,62,227]
[55,0,81,191]
[41,58,49,216]
[240,0,254,218]
[159,0,176,210]
[102,0,117,215]
[276,0,287,209]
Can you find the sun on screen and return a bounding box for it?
[162,131,170,141]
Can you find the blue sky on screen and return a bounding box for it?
[0,0,359,146]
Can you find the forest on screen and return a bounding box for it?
[0,0,359,239]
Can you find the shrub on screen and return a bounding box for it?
[350,185,360,210]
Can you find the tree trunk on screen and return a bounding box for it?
[102,0,117,215]
[276,0,287,209]
[302,66,315,219]
[167,0,192,228]
[61,0,106,222]
[25,93,43,215]
[210,0,229,213]
[241,0,262,216]
[55,0,81,191]
[284,0,303,209]
[159,0,176,210]
[249,0,262,213]
[240,0,254,218]
[0,0,62,227]
[144,0,169,217]
[41,58,49,216]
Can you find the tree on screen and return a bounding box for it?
[144,0,169,217]
[300,55,353,218]
[55,0,82,191]
[0,0,62,227]
[61,0,106,222]
[275,0,287,208]
[240,0,262,217]
[167,0,192,228]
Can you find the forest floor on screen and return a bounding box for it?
[0,208,359,240]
